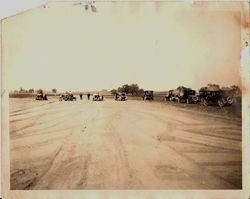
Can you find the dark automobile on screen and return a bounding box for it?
[59,93,76,101]
[164,90,173,101]
[115,92,127,101]
[143,90,154,100]
[35,90,48,100]
[92,94,104,101]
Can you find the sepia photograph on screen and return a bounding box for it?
[1,1,249,198]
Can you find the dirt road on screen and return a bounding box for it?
[10,98,242,189]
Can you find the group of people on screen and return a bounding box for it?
[79,93,91,100]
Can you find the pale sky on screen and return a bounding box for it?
[2,2,247,92]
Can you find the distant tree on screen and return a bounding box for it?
[138,88,144,95]
[129,84,140,95]
[110,89,117,95]
[19,87,24,93]
[116,84,144,96]
[117,86,123,93]
[122,84,130,94]
[28,88,34,93]
[52,89,57,93]
[19,87,29,93]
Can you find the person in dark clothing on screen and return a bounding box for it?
[87,93,90,100]
[80,93,83,100]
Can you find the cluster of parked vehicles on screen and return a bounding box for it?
[163,86,237,107]
[140,86,237,107]
[35,85,238,107]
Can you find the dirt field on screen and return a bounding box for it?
[9,97,242,189]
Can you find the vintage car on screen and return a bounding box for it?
[92,94,104,101]
[198,86,235,107]
[115,92,127,101]
[220,88,235,106]
[35,90,48,100]
[169,86,199,104]
[59,93,76,101]
[164,90,173,101]
[142,90,154,100]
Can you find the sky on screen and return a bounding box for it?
[2,1,248,92]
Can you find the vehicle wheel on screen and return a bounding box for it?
[218,100,225,107]
[192,96,198,103]
[227,96,234,105]
[202,100,208,106]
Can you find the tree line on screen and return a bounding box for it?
[13,88,58,94]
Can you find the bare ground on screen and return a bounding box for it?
[9,98,242,189]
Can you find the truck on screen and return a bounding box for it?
[169,86,199,104]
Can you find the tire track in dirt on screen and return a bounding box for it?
[30,104,102,189]
[146,107,242,188]
[11,105,85,138]
[10,99,242,189]
[105,111,142,189]
[10,100,58,116]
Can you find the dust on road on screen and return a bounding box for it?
[9,98,242,189]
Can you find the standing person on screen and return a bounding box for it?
[80,93,83,100]
[87,93,90,100]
